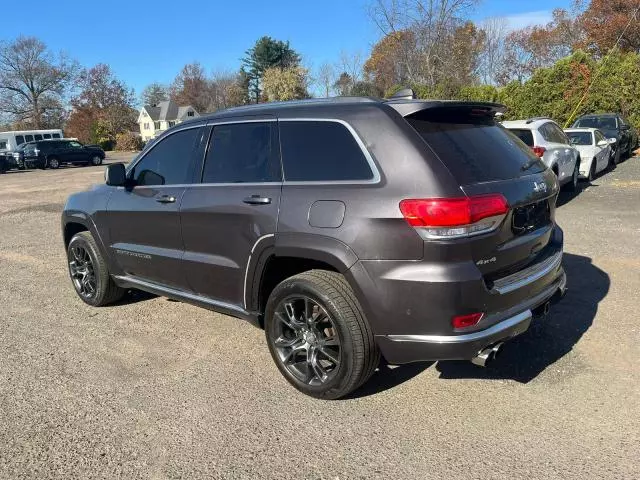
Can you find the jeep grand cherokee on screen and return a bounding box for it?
[62,93,566,399]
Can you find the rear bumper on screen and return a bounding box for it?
[377,270,566,364]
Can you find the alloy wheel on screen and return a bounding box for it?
[272,296,341,386]
[92,155,101,166]
[69,245,97,299]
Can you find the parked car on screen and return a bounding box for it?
[564,128,615,180]
[62,94,566,399]
[571,114,638,162]
[502,118,581,191]
[18,139,105,169]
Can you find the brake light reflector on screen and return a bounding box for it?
[531,146,546,158]
[452,312,484,329]
[399,194,508,239]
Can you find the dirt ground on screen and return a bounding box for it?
[0,152,639,479]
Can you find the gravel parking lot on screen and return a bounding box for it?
[1,152,639,479]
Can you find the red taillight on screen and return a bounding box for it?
[399,195,508,239]
[452,312,484,329]
[399,195,509,227]
[531,146,546,158]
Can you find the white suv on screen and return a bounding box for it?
[503,118,580,191]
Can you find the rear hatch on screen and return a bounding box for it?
[394,102,560,283]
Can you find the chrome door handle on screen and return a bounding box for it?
[243,195,272,205]
[156,195,176,204]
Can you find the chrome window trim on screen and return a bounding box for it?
[206,118,277,126]
[126,124,204,175]
[278,118,381,185]
[243,233,275,309]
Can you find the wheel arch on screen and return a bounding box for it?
[246,234,360,325]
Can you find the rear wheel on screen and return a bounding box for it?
[265,270,380,399]
[67,231,125,306]
[90,155,103,166]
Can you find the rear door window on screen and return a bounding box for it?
[508,129,534,147]
[407,110,545,185]
[202,122,281,183]
[279,121,374,182]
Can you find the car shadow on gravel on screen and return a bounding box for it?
[434,253,609,383]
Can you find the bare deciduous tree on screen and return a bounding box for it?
[0,36,78,128]
[477,17,508,85]
[368,0,480,87]
[316,63,336,97]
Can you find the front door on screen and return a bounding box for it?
[106,126,203,290]
[181,119,282,308]
[65,141,89,164]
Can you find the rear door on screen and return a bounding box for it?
[66,141,89,164]
[106,125,203,289]
[180,118,282,308]
[541,123,573,180]
[405,107,560,280]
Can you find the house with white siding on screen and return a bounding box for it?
[137,100,199,141]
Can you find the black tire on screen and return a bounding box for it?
[67,231,125,306]
[48,156,60,169]
[565,160,579,192]
[265,270,380,399]
[611,147,620,169]
[587,159,596,182]
[90,155,103,166]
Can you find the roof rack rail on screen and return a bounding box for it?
[525,116,552,124]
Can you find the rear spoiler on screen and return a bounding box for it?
[385,99,507,117]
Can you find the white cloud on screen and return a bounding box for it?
[490,10,554,31]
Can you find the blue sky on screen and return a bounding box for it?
[4,0,571,98]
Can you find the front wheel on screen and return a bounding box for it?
[67,231,125,306]
[587,159,596,182]
[48,156,60,169]
[265,270,380,399]
[565,160,579,192]
[90,155,103,166]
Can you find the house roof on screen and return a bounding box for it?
[142,100,197,122]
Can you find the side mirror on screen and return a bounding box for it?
[620,125,630,131]
[597,140,609,147]
[105,163,126,186]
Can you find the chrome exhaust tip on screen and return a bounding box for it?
[471,342,504,367]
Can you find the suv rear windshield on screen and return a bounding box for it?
[567,131,592,146]
[507,128,534,147]
[407,109,545,185]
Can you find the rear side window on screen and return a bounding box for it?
[44,134,51,139]
[132,127,200,186]
[508,128,534,146]
[16,135,25,145]
[407,110,545,185]
[0,140,7,150]
[25,135,34,142]
[52,133,61,139]
[34,134,43,140]
[202,122,280,183]
[279,121,373,182]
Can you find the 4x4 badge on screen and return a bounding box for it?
[533,181,547,193]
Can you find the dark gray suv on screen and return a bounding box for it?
[62,94,566,399]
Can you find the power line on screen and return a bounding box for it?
[564,1,640,127]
